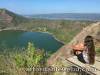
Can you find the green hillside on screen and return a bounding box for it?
[21,19,94,43]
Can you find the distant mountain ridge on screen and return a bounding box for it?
[26,13,100,21]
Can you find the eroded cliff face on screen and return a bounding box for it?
[0,9,13,23]
[0,9,28,29]
[47,22,100,66]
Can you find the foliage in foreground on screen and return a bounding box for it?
[14,42,46,68]
[0,42,50,75]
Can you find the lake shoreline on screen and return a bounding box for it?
[42,31,65,45]
[0,28,65,45]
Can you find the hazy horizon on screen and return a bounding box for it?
[0,0,100,15]
[25,13,100,15]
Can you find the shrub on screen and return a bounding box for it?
[14,42,45,68]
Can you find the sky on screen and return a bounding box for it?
[0,0,100,15]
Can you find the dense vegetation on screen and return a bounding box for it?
[0,42,49,75]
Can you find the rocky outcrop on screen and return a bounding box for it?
[47,22,100,66]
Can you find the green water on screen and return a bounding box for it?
[0,30,64,52]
